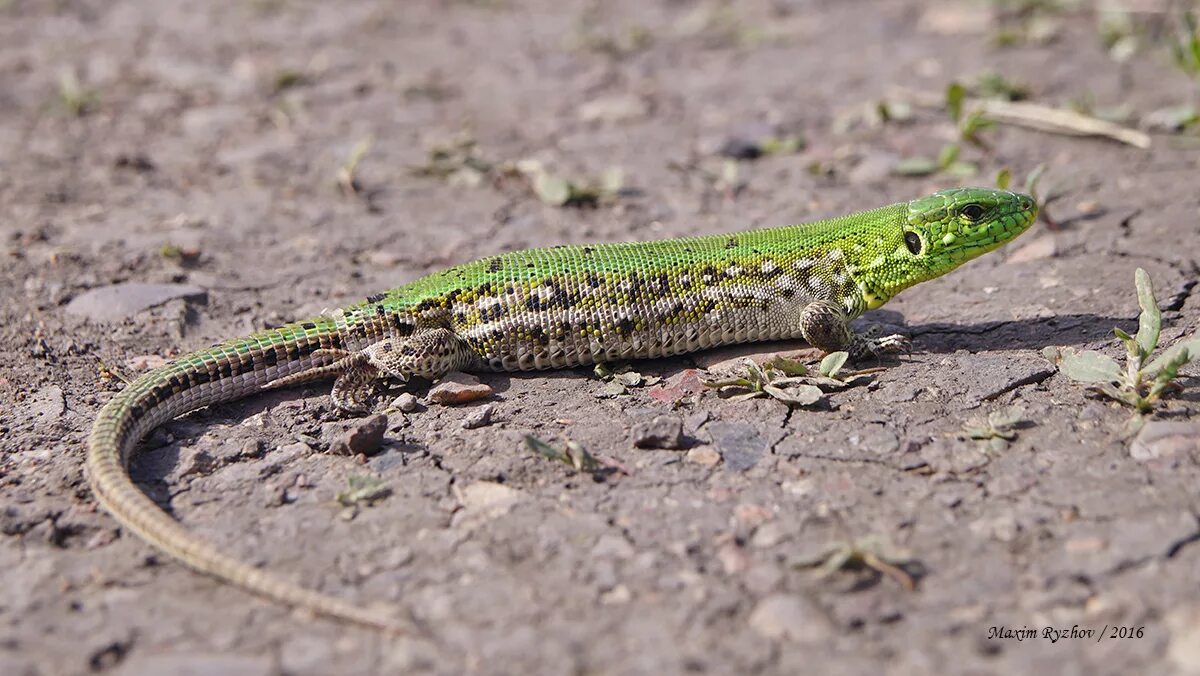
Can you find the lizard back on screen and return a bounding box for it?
[345,203,908,370]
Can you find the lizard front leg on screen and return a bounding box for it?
[798,300,910,360]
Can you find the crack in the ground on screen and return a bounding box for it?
[778,450,909,472]
[980,368,1056,401]
[1165,513,1200,559]
[1161,279,1198,312]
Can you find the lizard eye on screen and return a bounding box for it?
[904,231,923,255]
[961,204,984,221]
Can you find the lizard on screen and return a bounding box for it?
[86,186,1037,632]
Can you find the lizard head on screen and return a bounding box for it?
[852,187,1037,309]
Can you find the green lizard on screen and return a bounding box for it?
[87,187,1037,631]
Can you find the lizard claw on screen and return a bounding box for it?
[872,333,911,355]
[849,332,911,361]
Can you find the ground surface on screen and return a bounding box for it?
[3,0,1200,674]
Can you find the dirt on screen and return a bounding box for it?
[3,1,1200,674]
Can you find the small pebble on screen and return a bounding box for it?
[748,594,835,643]
[462,403,495,429]
[240,438,265,459]
[64,282,207,322]
[631,415,685,449]
[429,372,494,405]
[686,447,721,467]
[330,414,388,456]
[393,393,419,413]
[1130,421,1200,462]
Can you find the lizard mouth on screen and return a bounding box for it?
[1014,192,1038,227]
[951,192,1039,257]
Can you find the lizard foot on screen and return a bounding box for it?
[329,329,474,413]
[330,359,387,414]
[849,331,911,361]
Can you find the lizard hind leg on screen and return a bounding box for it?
[331,328,478,413]
[361,327,477,382]
[261,349,381,413]
[266,329,478,413]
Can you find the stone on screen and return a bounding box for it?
[393,392,419,413]
[461,403,495,429]
[452,481,526,528]
[707,421,766,471]
[330,414,387,456]
[1130,421,1200,461]
[65,283,207,322]
[577,94,648,123]
[599,584,632,605]
[428,372,493,405]
[685,447,721,467]
[631,415,685,449]
[647,369,706,403]
[747,594,834,642]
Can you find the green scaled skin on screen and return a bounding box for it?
[86,187,1037,632]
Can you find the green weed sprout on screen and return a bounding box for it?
[1045,268,1199,414]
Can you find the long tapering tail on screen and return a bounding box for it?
[86,321,408,632]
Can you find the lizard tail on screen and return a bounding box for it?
[86,322,408,633]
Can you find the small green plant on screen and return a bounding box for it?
[989,0,1070,46]
[972,72,1030,101]
[703,352,881,406]
[525,435,628,478]
[995,168,1012,190]
[159,243,202,265]
[272,69,307,93]
[1171,12,1200,80]
[410,133,492,183]
[57,68,96,116]
[946,81,997,148]
[593,362,659,396]
[962,405,1029,451]
[794,351,883,389]
[336,138,372,195]
[1045,268,1199,415]
[676,3,771,49]
[526,435,599,472]
[703,357,824,406]
[335,475,391,507]
[790,535,919,591]
[892,142,977,179]
[1097,5,1139,62]
[525,162,625,208]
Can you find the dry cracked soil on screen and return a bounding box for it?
[3,1,1200,674]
